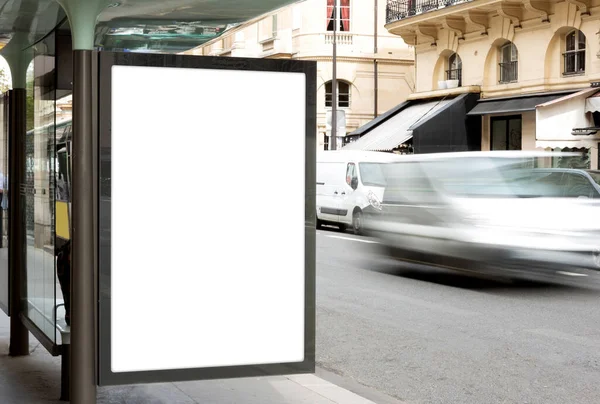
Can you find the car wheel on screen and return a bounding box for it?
[352,209,363,235]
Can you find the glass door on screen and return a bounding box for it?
[491,115,522,150]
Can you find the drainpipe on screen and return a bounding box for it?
[413,36,417,93]
[331,0,338,150]
[374,0,378,118]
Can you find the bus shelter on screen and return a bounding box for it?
[0,1,316,403]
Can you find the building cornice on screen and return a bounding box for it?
[264,52,295,59]
[294,55,413,65]
[355,71,410,79]
[387,3,600,44]
[480,78,600,98]
[291,31,415,41]
[408,86,481,100]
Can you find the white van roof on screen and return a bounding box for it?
[317,150,402,163]
[379,150,581,162]
[316,150,582,164]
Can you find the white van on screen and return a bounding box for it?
[316,150,402,234]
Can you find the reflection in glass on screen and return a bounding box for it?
[54,117,71,327]
[0,94,8,314]
[491,119,507,150]
[23,32,68,344]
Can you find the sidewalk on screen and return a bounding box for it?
[0,312,378,404]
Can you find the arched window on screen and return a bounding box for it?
[499,42,518,83]
[564,30,586,75]
[446,53,462,86]
[325,80,351,108]
[326,0,350,32]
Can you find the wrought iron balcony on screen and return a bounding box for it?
[386,0,473,24]
[446,68,462,86]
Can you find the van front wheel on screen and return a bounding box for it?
[352,209,363,235]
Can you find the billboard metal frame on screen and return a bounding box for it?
[96,51,317,386]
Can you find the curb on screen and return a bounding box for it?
[287,374,378,404]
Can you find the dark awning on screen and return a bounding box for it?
[467,91,577,116]
[348,101,410,137]
[412,93,481,154]
[343,98,456,151]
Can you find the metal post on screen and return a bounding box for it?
[331,0,338,150]
[374,0,379,119]
[1,205,4,249]
[71,49,96,404]
[8,88,29,356]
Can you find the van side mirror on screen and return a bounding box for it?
[350,177,358,190]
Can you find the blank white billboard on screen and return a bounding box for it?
[110,65,306,373]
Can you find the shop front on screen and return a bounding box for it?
[536,86,600,169]
[467,91,582,154]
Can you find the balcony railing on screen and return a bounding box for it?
[386,0,473,23]
[499,61,518,84]
[324,33,353,45]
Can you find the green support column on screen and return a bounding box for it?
[2,37,31,90]
[56,0,108,50]
[55,1,109,403]
[2,35,33,357]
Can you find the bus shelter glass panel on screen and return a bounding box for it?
[0,93,8,315]
[23,31,66,344]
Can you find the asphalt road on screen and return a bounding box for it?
[315,227,600,404]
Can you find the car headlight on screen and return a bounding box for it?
[367,191,382,210]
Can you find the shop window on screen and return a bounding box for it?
[552,147,591,169]
[499,42,518,84]
[563,30,586,75]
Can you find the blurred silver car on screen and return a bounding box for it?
[362,151,600,277]
[520,168,600,199]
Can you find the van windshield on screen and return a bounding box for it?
[359,163,387,187]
